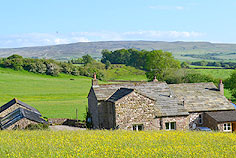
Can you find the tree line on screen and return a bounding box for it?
[0,54,104,79]
[190,61,236,68]
[101,49,180,81]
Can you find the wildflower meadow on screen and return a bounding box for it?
[0,130,236,157]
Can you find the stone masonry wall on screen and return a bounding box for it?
[202,113,218,130]
[188,112,203,130]
[160,116,189,130]
[115,91,157,130]
[7,118,37,130]
[218,123,232,132]
[88,88,99,129]
[98,101,115,129]
[0,103,29,118]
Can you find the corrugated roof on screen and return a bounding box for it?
[0,98,41,115]
[206,111,236,123]
[169,83,235,112]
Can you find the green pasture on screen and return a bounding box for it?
[188,68,233,80]
[0,68,94,119]
[0,66,146,119]
[102,65,147,81]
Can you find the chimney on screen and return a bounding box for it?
[153,76,158,82]
[92,73,99,87]
[218,80,224,95]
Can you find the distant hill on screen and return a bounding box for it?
[0,41,236,61]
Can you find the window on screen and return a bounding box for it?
[165,122,176,130]
[224,123,231,132]
[133,124,144,131]
[199,114,203,124]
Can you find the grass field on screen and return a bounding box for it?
[0,67,93,119]
[0,67,147,119]
[0,130,236,157]
[102,65,147,81]
[188,67,233,80]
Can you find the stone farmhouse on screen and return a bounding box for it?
[88,75,236,132]
[0,98,47,130]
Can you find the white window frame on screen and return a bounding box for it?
[223,123,231,132]
[132,124,144,131]
[198,114,203,124]
[165,122,176,130]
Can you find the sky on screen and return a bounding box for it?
[0,0,236,48]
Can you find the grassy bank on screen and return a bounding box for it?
[0,130,236,157]
[0,68,93,119]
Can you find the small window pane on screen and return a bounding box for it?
[171,122,175,129]
[138,125,143,131]
[133,125,137,131]
[165,123,169,130]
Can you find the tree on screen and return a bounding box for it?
[145,50,180,81]
[105,60,111,69]
[82,54,94,65]
[101,49,111,63]
[7,54,23,60]
[181,62,190,69]
[232,89,236,98]
[225,69,236,89]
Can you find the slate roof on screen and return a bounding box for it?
[206,111,236,123]
[0,98,41,115]
[20,108,47,124]
[92,82,189,117]
[108,88,134,102]
[169,83,235,112]
[1,108,47,129]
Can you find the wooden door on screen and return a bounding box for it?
[232,123,236,132]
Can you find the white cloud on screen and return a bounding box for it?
[149,5,184,11]
[0,33,90,48]
[0,30,204,48]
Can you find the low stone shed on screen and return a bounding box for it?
[0,98,47,130]
[204,111,236,132]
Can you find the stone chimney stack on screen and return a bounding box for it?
[92,73,99,87]
[153,76,158,82]
[218,80,224,95]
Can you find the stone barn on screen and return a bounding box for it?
[1,108,47,130]
[0,98,41,118]
[0,98,47,130]
[88,76,235,132]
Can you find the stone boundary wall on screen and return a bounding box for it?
[48,118,86,128]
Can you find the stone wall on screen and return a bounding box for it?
[7,118,37,130]
[88,88,99,129]
[159,116,189,130]
[98,101,115,129]
[217,123,233,132]
[115,91,157,130]
[188,112,203,130]
[202,113,218,130]
[0,103,30,118]
[48,118,67,125]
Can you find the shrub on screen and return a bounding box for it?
[25,123,49,130]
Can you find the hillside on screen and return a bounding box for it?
[0,66,147,119]
[1,41,236,61]
[0,68,92,119]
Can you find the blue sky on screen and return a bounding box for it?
[0,0,236,48]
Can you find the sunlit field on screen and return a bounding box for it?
[1,130,236,157]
